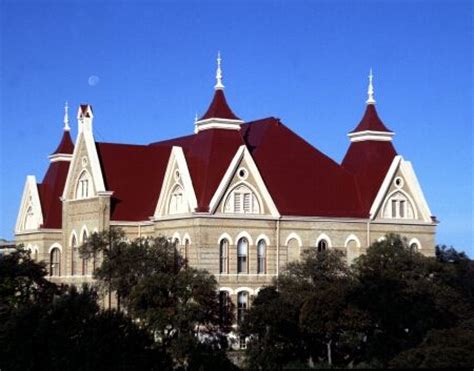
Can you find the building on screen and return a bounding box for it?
[15,57,437,314]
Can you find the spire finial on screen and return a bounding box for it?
[194,112,198,123]
[214,51,224,90]
[366,68,376,105]
[63,101,70,131]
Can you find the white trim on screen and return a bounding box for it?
[235,287,255,295]
[344,234,361,248]
[80,225,89,243]
[255,234,270,246]
[218,233,233,245]
[369,156,402,219]
[48,153,73,162]
[70,230,78,246]
[62,131,106,200]
[381,188,419,220]
[154,146,197,217]
[219,287,234,295]
[209,145,280,217]
[194,117,243,133]
[408,237,422,249]
[316,233,332,248]
[183,233,191,245]
[171,232,181,244]
[48,243,63,254]
[400,160,433,222]
[348,130,395,142]
[15,175,44,233]
[284,232,302,247]
[235,231,253,246]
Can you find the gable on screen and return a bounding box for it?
[371,156,433,222]
[154,146,197,217]
[15,176,43,233]
[210,145,279,217]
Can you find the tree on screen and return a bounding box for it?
[80,229,234,369]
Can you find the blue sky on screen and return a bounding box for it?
[1,0,472,256]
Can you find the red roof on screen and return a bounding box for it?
[51,130,74,155]
[342,106,398,214]
[38,161,70,228]
[199,90,241,121]
[350,104,392,133]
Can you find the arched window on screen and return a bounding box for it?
[257,239,266,274]
[383,191,415,219]
[76,171,92,199]
[410,242,419,252]
[50,248,61,276]
[169,185,187,214]
[23,206,36,230]
[219,239,229,274]
[317,239,328,253]
[71,234,78,275]
[237,291,249,324]
[82,230,89,275]
[184,238,190,261]
[224,184,260,214]
[219,290,231,325]
[237,237,248,274]
[287,237,300,263]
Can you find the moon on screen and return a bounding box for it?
[88,75,100,86]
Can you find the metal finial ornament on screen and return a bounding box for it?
[63,101,71,131]
[366,68,376,105]
[214,51,224,90]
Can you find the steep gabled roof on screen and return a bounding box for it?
[350,104,392,133]
[199,90,241,121]
[38,161,70,228]
[241,118,365,217]
[51,130,74,155]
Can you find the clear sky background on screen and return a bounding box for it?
[1,0,472,256]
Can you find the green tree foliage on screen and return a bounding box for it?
[80,229,235,369]
[0,247,169,370]
[243,235,474,369]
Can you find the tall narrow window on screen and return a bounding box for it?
[219,291,230,325]
[71,235,77,275]
[219,239,229,274]
[76,171,91,199]
[184,238,190,261]
[257,239,266,274]
[317,239,328,253]
[237,291,249,324]
[237,237,248,274]
[399,200,406,218]
[50,248,61,276]
[82,231,88,275]
[391,200,397,218]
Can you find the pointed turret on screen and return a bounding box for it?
[195,52,243,133]
[49,102,74,162]
[342,70,398,215]
[348,70,394,142]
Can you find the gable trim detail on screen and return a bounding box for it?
[15,175,44,233]
[208,145,280,217]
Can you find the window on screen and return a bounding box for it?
[237,237,248,274]
[169,185,186,214]
[317,239,328,253]
[23,206,35,230]
[257,239,266,274]
[237,291,249,324]
[184,238,190,261]
[410,242,419,252]
[82,231,88,275]
[224,185,260,214]
[50,248,61,276]
[239,335,247,350]
[71,235,78,275]
[219,239,229,274]
[219,291,231,325]
[287,237,300,262]
[384,191,415,219]
[76,171,92,199]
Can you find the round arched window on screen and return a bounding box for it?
[317,239,328,253]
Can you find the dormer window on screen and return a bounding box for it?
[169,185,187,214]
[384,191,414,219]
[76,171,92,199]
[224,184,260,214]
